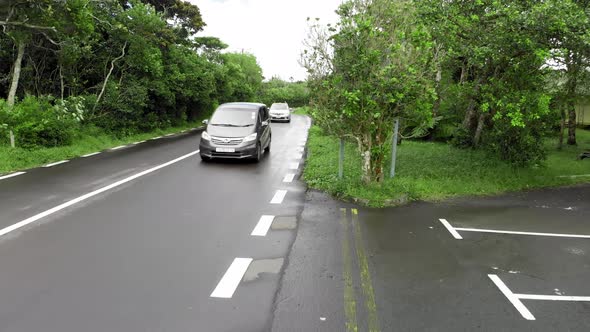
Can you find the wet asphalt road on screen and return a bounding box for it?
[2,113,589,331]
[280,185,590,331]
[0,115,310,332]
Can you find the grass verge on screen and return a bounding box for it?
[0,121,204,174]
[303,126,590,207]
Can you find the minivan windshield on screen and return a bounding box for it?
[270,103,288,110]
[210,108,257,127]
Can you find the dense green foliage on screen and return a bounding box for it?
[258,78,310,107]
[304,125,590,207]
[0,0,264,149]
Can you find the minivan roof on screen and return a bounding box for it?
[219,102,265,109]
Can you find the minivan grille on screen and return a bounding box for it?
[211,136,243,145]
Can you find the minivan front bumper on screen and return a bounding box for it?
[199,137,257,159]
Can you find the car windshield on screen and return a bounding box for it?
[271,103,288,110]
[210,108,256,127]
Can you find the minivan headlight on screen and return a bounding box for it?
[202,131,211,140]
[243,133,257,142]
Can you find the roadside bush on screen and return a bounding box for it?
[10,96,80,149]
[484,123,547,167]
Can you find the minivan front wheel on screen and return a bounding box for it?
[253,142,262,163]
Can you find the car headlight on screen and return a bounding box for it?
[243,133,257,142]
[201,131,211,141]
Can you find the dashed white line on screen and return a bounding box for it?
[42,160,69,168]
[82,152,101,158]
[439,219,463,239]
[283,174,295,183]
[0,172,26,181]
[271,190,287,204]
[289,162,300,170]
[210,258,253,298]
[110,145,127,150]
[251,215,275,236]
[0,150,200,238]
[488,274,535,320]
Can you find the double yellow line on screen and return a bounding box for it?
[340,208,381,332]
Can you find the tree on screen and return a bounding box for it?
[303,0,435,183]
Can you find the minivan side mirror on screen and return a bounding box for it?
[262,120,269,126]
[202,119,209,125]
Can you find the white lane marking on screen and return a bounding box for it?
[294,153,303,160]
[210,258,253,298]
[42,160,69,168]
[455,227,590,239]
[110,145,127,150]
[0,150,200,238]
[516,294,590,301]
[251,215,275,236]
[132,141,146,145]
[558,174,590,178]
[289,162,300,170]
[283,174,295,183]
[151,136,162,140]
[164,133,174,137]
[271,190,287,204]
[439,219,463,239]
[488,274,535,320]
[0,172,26,181]
[82,152,101,158]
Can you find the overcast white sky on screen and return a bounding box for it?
[190,0,342,81]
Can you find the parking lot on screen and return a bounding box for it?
[357,184,590,331]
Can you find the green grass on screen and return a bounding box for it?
[293,106,311,116]
[303,126,590,207]
[0,121,204,175]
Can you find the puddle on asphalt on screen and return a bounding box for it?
[243,258,284,282]
[271,216,297,230]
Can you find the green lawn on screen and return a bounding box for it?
[0,121,204,175]
[303,126,590,207]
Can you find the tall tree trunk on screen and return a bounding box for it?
[558,105,566,150]
[473,113,486,147]
[7,40,25,107]
[567,101,577,145]
[462,76,483,136]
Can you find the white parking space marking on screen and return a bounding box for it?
[110,145,127,150]
[439,219,463,239]
[42,160,69,168]
[251,215,275,236]
[0,150,200,238]
[82,152,101,158]
[210,258,253,298]
[289,162,300,170]
[0,172,26,181]
[283,174,295,183]
[488,274,535,320]
[271,190,287,204]
[441,219,590,239]
[489,274,590,320]
[516,294,590,301]
[455,227,590,239]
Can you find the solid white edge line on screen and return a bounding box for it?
[270,190,287,204]
[42,160,69,168]
[110,145,127,150]
[289,162,300,170]
[151,136,162,140]
[0,172,26,181]
[455,227,590,239]
[283,173,295,183]
[165,133,174,137]
[488,274,535,320]
[294,153,303,160]
[0,150,200,238]
[516,294,590,301]
[251,215,275,236]
[82,152,101,158]
[558,174,590,178]
[210,258,253,298]
[439,219,463,240]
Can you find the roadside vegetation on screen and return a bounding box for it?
[300,0,590,205]
[304,126,590,207]
[0,0,309,174]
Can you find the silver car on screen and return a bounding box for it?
[269,102,291,123]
